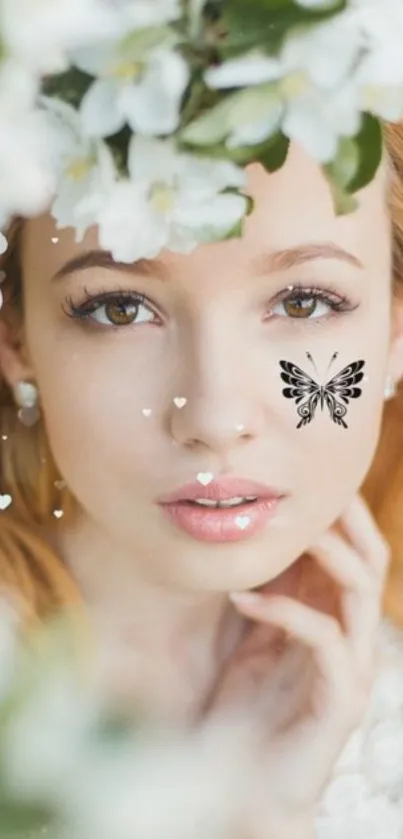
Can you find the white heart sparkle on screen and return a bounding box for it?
[174,397,187,409]
[235,424,245,432]
[142,408,152,417]
[53,509,64,519]
[1,434,7,441]
[51,237,59,244]
[0,494,12,511]
[196,472,214,486]
[235,515,250,530]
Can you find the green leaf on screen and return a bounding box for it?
[322,115,383,215]
[346,113,383,195]
[327,178,359,215]
[120,25,180,56]
[244,193,255,218]
[324,136,360,190]
[222,217,245,240]
[186,0,208,38]
[243,131,290,171]
[41,67,93,108]
[178,127,289,180]
[180,83,282,145]
[0,797,54,838]
[217,0,348,57]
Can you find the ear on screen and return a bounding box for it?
[0,319,34,393]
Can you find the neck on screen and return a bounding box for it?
[53,514,246,726]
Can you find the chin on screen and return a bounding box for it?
[153,538,296,593]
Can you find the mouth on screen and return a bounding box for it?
[158,479,286,543]
[183,495,258,509]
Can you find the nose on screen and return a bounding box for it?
[167,329,266,456]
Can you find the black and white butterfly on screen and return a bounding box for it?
[279,352,366,429]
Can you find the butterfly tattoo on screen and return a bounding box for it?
[279,352,366,429]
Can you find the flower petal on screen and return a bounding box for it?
[128,135,178,183]
[80,79,125,138]
[205,52,282,89]
[227,107,283,148]
[121,50,189,135]
[96,181,168,262]
[174,192,247,235]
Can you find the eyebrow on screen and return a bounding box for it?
[52,241,363,282]
[52,249,170,282]
[252,242,363,273]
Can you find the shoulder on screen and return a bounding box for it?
[316,620,403,839]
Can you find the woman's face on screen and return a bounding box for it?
[17,142,398,591]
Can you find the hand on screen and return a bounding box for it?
[202,493,390,839]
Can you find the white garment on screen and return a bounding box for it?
[316,620,403,838]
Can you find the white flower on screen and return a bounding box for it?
[348,1,403,122]
[0,60,56,216]
[0,58,39,115]
[280,12,363,91]
[204,11,363,160]
[0,107,56,217]
[107,0,182,32]
[0,0,116,75]
[76,37,189,138]
[207,11,362,92]
[205,52,284,89]
[41,97,118,241]
[90,136,247,262]
[0,59,51,217]
[282,82,362,163]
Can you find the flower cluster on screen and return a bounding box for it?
[0,0,403,261]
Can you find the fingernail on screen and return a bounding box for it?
[229,592,261,606]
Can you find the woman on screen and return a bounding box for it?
[0,117,403,839]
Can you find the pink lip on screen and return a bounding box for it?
[158,478,287,544]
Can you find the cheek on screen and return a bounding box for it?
[289,382,387,538]
[277,320,389,512]
[29,328,171,489]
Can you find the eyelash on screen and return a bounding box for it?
[63,287,160,325]
[62,283,357,328]
[268,282,357,321]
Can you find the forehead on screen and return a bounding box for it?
[21,141,391,285]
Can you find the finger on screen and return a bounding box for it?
[338,493,391,581]
[308,532,382,673]
[202,618,288,722]
[229,593,355,712]
[309,531,374,592]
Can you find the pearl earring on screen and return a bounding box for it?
[384,376,397,401]
[14,381,41,427]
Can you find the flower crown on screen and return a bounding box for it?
[0,0,401,264]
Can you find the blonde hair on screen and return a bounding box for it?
[2,127,403,624]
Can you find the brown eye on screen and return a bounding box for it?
[282,296,317,318]
[89,296,156,327]
[104,300,139,326]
